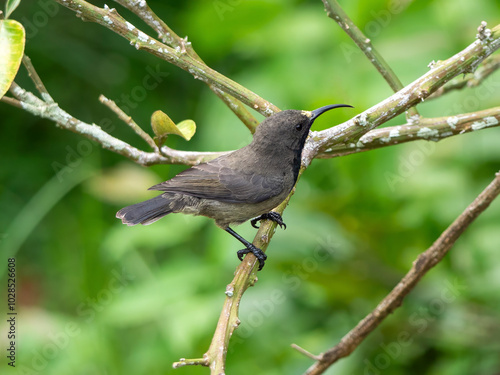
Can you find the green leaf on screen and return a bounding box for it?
[0,19,25,99]
[5,0,22,19]
[151,110,196,146]
[175,119,196,141]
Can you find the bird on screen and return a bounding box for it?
[116,104,353,270]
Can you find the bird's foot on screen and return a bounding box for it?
[237,244,268,270]
[251,212,287,230]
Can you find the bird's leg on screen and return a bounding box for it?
[251,212,287,230]
[225,227,267,270]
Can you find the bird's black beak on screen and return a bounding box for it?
[310,104,354,121]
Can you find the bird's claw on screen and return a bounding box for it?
[237,244,267,270]
[251,212,287,230]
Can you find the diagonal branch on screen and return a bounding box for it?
[173,177,298,374]
[302,170,500,375]
[54,0,280,118]
[321,0,419,119]
[113,0,261,132]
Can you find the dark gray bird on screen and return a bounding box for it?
[116,104,352,270]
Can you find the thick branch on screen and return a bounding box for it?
[54,0,279,117]
[321,0,419,119]
[303,170,500,375]
[173,177,298,374]
[316,107,500,158]
[304,23,500,163]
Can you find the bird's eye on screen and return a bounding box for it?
[295,123,303,131]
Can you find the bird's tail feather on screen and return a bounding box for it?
[116,195,172,226]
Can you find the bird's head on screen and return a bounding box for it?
[252,104,353,152]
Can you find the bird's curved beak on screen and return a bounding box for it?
[309,104,354,121]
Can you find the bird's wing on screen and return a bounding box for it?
[148,158,284,204]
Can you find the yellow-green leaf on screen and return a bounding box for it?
[176,119,196,141]
[0,19,25,99]
[151,110,196,145]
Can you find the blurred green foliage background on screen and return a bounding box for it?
[1,0,500,374]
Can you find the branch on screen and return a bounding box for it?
[302,170,500,375]
[315,107,500,158]
[173,178,298,373]
[304,23,500,163]
[54,0,280,118]
[113,0,261,132]
[429,54,500,99]
[8,82,225,166]
[321,0,419,119]
[22,55,54,103]
[99,94,158,151]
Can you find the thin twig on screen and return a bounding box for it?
[303,171,500,375]
[172,357,208,369]
[429,54,500,99]
[99,94,158,150]
[211,86,260,133]
[22,55,54,103]
[321,0,420,119]
[291,344,322,361]
[0,95,22,108]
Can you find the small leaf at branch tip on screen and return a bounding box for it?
[151,110,196,144]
